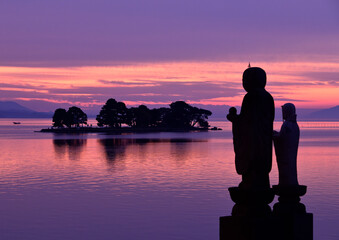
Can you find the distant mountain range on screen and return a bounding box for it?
[305,106,339,120]
[0,101,51,118]
[0,101,338,120]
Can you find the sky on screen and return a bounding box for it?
[0,0,338,113]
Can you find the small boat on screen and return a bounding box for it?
[13,122,21,124]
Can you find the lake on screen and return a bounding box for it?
[0,119,338,240]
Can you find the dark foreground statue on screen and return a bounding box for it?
[220,67,313,240]
[227,67,275,190]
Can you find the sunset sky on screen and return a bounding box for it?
[0,0,338,113]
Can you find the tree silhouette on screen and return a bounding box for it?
[164,101,211,128]
[127,105,152,128]
[94,99,211,129]
[52,108,67,127]
[150,107,170,127]
[50,100,211,130]
[64,106,87,128]
[165,101,193,128]
[96,98,128,127]
[191,107,212,128]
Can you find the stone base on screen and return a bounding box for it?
[228,186,275,217]
[220,215,275,240]
[220,213,313,240]
[229,187,275,205]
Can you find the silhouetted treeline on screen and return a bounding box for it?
[52,106,87,128]
[52,99,212,129]
[96,99,212,129]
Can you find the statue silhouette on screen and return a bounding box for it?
[227,67,275,190]
[221,69,312,240]
[273,103,299,186]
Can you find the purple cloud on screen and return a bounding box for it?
[0,0,338,66]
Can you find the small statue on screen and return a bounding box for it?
[273,103,299,186]
[227,67,275,190]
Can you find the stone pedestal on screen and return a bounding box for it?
[220,187,275,240]
[220,214,313,240]
[272,185,307,215]
[228,187,274,217]
[219,185,313,240]
[272,185,313,240]
[220,215,276,240]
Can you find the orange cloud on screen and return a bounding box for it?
[1,61,338,109]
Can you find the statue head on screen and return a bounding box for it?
[242,67,266,92]
[282,103,297,122]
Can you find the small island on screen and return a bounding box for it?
[40,99,215,133]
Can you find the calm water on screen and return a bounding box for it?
[0,119,338,240]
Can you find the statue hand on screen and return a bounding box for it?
[229,107,237,115]
[227,107,237,122]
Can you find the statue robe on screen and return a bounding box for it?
[232,88,275,189]
[273,117,299,186]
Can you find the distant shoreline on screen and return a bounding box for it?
[38,126,217,134]
[4,117,339,122]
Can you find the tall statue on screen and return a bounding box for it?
[227,67,275,190]
[273,103,299,186]
[221,70,312,239]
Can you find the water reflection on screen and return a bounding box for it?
[170,141,192,166]
[98,138,129,170]
[98,138,207,169]
[53,138,87,160]
[0,120,337,240]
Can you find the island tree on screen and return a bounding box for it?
[127,105,152,128]
[164,101,212,128]
[52,106,87,128]
[64,106,88,127]
[149,107,171,127]
[96,98,128,127]
[191,107,212,128]
[52,108,67,127]
[95,99,212,129]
